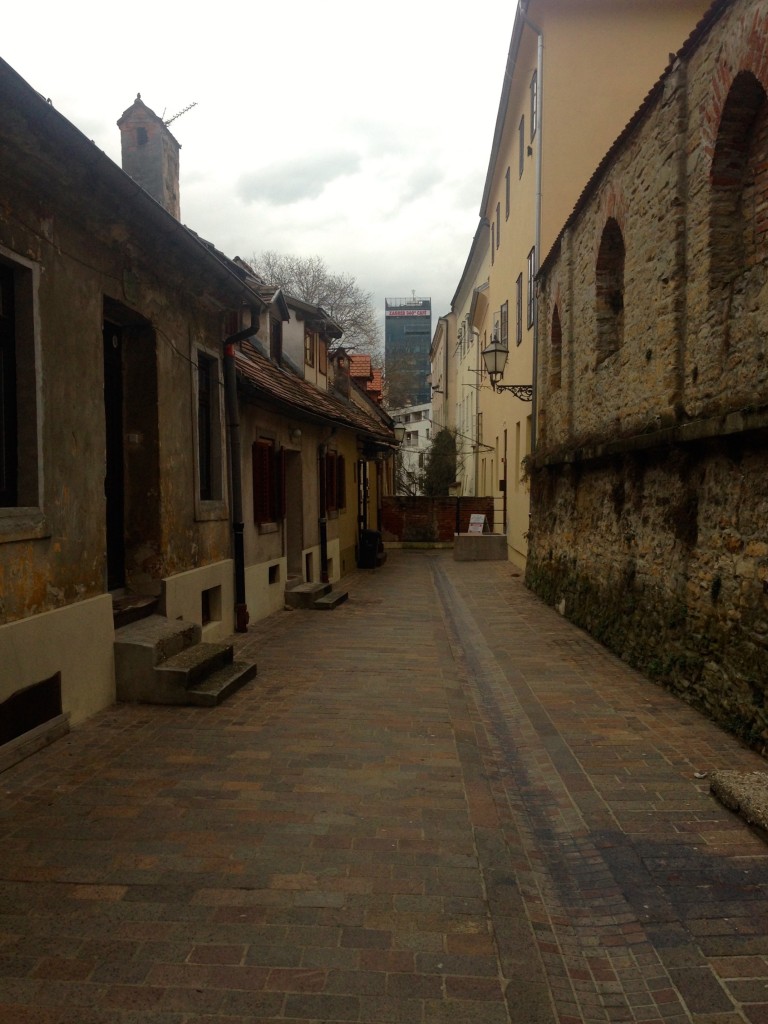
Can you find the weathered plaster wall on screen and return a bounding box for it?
[0,76,248,725]
[529,0,768,747]
[0,96,235,631]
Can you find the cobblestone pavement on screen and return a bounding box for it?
[2,550,768,1024]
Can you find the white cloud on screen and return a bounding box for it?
[3,0,514,337]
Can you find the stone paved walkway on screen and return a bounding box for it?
[1,550,768,1024]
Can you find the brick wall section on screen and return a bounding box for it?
[529,0,768,748]
[382,497,495,543]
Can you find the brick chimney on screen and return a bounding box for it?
[117,94,181,219]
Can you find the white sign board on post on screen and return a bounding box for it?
[467,514,488,535]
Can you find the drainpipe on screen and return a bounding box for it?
[223,320,260,632]
[519,2,543,450]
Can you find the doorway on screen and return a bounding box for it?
[103,325,125,591]
[102,299,160,596]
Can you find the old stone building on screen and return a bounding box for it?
[529,0,768,746]
[0,62,396,767]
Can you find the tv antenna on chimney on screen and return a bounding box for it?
[163,101,198,126]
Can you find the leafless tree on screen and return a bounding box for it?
[382,351,423,409]
[249,251,382,357]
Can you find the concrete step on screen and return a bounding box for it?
[284,582,332,609]
[115,614,201,665]
[156,642,234,690]
[313,590,349,610]
[114,615,255,707]
[187,661,258,707]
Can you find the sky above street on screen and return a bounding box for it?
[5,1,516,351]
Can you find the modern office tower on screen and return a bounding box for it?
[384,295,432,406]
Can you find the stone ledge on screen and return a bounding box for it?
[532,403,768,470]
[710,769,768,835]
[453,534,508,562]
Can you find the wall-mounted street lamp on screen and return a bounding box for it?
[481,333,533,401]
[393,423,406,444]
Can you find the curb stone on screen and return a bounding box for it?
[710,769,768,834]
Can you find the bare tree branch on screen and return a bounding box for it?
[249,251,382,358]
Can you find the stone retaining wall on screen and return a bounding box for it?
[529,0,768,747]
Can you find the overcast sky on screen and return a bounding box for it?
[5,1,515,350]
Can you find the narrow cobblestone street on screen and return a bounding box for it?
[2,550,768,1024]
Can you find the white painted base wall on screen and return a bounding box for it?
[244,540,343,626]
[0,594,115,726]
[162,559,235,642]
[245,557,288,624]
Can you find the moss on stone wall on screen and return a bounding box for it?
[526,438,768,752]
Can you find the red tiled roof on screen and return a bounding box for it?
[235,342,393,442]
[367,368,384,403]
[348,354,373,380]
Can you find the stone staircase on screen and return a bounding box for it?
[114,614,256,707]
[284,579,348,611]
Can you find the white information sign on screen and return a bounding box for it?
[468,514,488,535]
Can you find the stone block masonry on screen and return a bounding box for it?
[529,0,768,749]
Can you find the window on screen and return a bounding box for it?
[515,273,523,346]
[550,304,562,391]
[595,219,625,364]
[0,253,39,515]
[519,116,525,177]
[495,203,501,248]
[193,346,226,518]
[269,317,282,363]
[500,301,509,347]
[197,352,215,501]
[136,127,148,146]
[527,247,536,328]
[530,71,538,140]
[324,452,346,513]
[505,167,510,220]
[318,338,328,375]
[304,329,315,367]
[491,223,495,263]
[0,266,18,507]
[252,439,285,524]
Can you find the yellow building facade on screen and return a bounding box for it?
[461,0,712,567]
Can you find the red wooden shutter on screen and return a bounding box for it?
[336,454,346,510]
[326,453,337,512]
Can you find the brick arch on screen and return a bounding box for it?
[699,7,768,161]
[595,218,625,366]
[709,70,768,293]
[594,186,627,261]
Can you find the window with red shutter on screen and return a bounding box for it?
[336,454,346,511]
[325,452,337,513]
